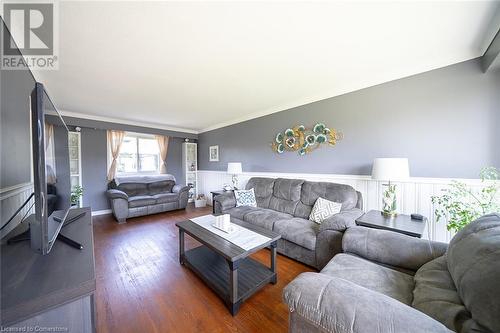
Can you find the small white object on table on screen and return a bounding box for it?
[214,214,231,232]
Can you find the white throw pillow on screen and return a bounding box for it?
[234,188,257,207]
[309,197,342,223]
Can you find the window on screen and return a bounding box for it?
[116,133,160,174]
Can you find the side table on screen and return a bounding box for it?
[355,210,427,238]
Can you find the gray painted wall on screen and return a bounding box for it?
[0,21,34,189]
[199,58,500,179]
[80,127,108,211]
[47,116,197,211]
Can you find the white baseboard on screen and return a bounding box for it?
[92,209,112,216]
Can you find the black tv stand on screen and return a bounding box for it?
[7,209,87,250]
[7,229,83,250]
[2,207,95,329]
[6,229,31,243]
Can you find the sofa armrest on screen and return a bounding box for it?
[172,184,189,193]
[343,226,448,271]
[315,230,344,270]
[214,192,236,213]
[106,190,128,223]
[319,208,364,232]
[283,273,451,333]
[106,189,128,200]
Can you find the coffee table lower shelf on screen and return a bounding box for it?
[181,245,276,315]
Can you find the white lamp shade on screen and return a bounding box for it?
[371,158,410,181]
[227,162,242,174]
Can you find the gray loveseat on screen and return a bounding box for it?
[106,175,189,223]
[284,213,500,333]
[214,177,363,269]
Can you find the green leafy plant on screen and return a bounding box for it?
[431,167,500,233]
[71,185,84,205]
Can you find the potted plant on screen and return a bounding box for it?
[431,167,499,233]
[195,194,207,208]
[71,185,84,207]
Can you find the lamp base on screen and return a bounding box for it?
[381,183,397,218]
[231,174,239,191]
[381,211,398,217]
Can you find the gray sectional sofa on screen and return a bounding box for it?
[106,175,189,223]
[283,213,500,333]
[214,177,363,269]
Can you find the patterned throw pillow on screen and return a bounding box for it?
[234,188,257,207]
[309,197,342,224]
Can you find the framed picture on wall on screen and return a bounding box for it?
[209,145,219,162]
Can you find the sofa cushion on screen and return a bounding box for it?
[446,213,500,333]
[243,208,293,230]
[294,181,359,219]
[115,174,176,185]
[273,218,319,251]
[272,178,304,201]
[118,183,148,197]
[153,193,178,204]
[413,256,479,332]
[268,178,304,215]
[128,195,156,208]
[224,206,261,220]
[321,254,415,305]
[148,180,175,195]
[245,177,275,208]
[111,174,177,197]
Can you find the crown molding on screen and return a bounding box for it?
[56,110,199,134]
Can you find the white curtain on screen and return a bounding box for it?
[155,135,170,174]
[45,123,57,184]
[107,130,125,181]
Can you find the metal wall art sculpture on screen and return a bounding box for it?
[271,123,343,156]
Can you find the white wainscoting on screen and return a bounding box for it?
[197,170,487,243]
[0,182,34,238]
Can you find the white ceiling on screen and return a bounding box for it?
[30,1,500,134]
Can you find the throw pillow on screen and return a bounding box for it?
[309,197,342,223]
[234,188,257,207]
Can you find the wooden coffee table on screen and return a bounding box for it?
[176,218,281,315]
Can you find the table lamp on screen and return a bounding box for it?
[371,158,410,216]
[227,162,242,190]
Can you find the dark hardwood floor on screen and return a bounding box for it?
[93,204,313,333]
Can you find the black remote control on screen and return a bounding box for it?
[411,213,424,221]
[57,233,83,250]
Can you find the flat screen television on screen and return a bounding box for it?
[1,19,72,254]
[29,82,72,254]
